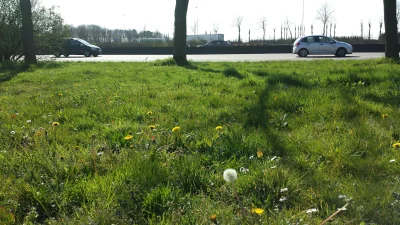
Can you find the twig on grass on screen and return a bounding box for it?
[319,203,349,225]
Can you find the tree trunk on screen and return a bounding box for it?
[20,0,37,64]
[383,0,399,59]
[173,0,189,65]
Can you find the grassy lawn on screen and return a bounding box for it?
[0,59,400,224]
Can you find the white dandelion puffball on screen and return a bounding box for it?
[223,168,238,182]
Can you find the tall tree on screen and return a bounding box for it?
[173,0,189,65]
[383,0,399,59]
[316,3,334,35]
[232,16,243,43]
[258,17,267,42]
[20,0,36,64]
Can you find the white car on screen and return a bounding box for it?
[293,35,353,57]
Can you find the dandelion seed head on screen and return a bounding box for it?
[10,131,15,135]
[279,197,287,202]
[280,188,288,193]
[26,120,32,123]
[223,168,237,182]
[306,208,318,214]
[390,159,396,163]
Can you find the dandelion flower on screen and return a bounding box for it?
[172,126,180,132]
[10,131,15,135]
[210,214,217,221]
[393,142,400,148]
[390,159,396,163]
[147,111,153,115]
[215,126,223,130]
[124,134,133,140]
[26,120,32,123]
[382,114,389,119]
[251,208,265,215]
[149,125,156,130]
[223,168,237,182]
[52,122,60,127]
[257,150,263,158]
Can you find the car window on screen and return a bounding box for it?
[317,36,329,43]
[306,37,315,43]
[301,38,308,42]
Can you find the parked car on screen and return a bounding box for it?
[197,40,232,47]
[55,38,102,57]
[293,35,353,57]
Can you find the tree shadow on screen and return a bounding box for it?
[0,61,63,83]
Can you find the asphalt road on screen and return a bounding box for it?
[42,52,385,62]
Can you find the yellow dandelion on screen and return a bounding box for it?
[149,125,156,130]
[215,126,223,130]
[393,142,400,148]
[251,208,265,215]
[257,150,263,158]
[52,122,60,127]
[210,214,217,221]
[172,126,180,132]
[382,114,389,119]
[147,111,153,115]
[58,93,63,96]
[124,134,133,140]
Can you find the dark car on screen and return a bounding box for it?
[55,38,102,57]
[197,40,231,47]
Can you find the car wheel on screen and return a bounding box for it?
[298,48,308,57]
[84,51,91,57]
[54,53,61,57]
[93,54,98,57]
[64,54,69,57]
[336,48,347,57]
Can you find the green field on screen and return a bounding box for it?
[0,59,400,224]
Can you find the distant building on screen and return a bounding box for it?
[186,34,224,42]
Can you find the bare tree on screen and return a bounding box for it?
[311,24,314,35]
[213,23,219,34]
[191,20,198,34]
[379,19,383,38]
[368,21,371,41]
[232,16,243,43]
[273,27,276,40]
[284,17,293,39]
[258,17,267,42]
[360,20,364,38]
[334,24,336,37]
[248,29,251,42]
[329,23,332,36]
[316,3,334,35]
[383,0,399,59]
[173,0,189,65]
[20,0,36,64]
[397,0,400,28]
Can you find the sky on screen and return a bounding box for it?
[39,0,385,41]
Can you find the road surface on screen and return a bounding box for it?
[42,52,385,62]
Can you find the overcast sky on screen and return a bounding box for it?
[39,0,385,41]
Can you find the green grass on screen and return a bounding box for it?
[0,58,400,224]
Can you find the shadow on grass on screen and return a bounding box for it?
[0,61,63,83]
[253,71,310,88]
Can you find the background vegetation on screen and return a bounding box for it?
[0,59,399,224]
